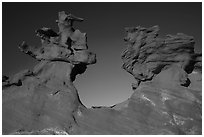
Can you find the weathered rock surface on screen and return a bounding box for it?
[2,12,202,135]
[3,11,95,135]
[122,26,201,85]
[120,26,202,134]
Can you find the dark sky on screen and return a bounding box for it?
[3,2,202,107]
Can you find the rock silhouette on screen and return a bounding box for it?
[2,12,202,135]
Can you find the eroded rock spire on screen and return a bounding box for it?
[18,11,95,65]
[3,11,96,135]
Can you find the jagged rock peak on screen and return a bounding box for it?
[122,25,201,88]
[18,11,96,65]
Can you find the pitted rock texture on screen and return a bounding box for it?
[122,26,201,85]
[2,12,202,135]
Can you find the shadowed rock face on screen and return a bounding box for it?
[2,12,202,135]
[122,26,201,86]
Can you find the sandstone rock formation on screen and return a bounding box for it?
[2,12,202,135]
[120,26,202,134]
[122,26,201,87]
[3,11,96,135]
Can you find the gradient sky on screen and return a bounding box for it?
[3,2,202,108]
